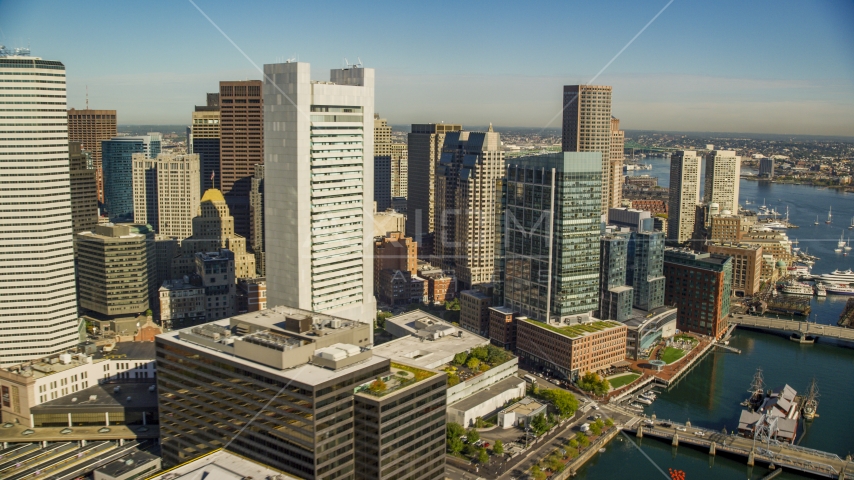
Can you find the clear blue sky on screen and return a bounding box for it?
[3,0,853,135]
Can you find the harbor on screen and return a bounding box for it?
[577,159,854,479]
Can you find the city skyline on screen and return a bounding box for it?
[1,0,852,135]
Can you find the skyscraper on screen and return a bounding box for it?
[102,134,161,221]
[374,155,392,211]
[664,248,732,338]
[435,127,504,289]
[67,108,117,203]
[609,117,625,209]
[503,152,602,322]
[562,85,613,216]
[667,150,702,244]
[132,153,200,239]
[191,106,220,193]
[69,142,99,234]
[263,62,376,326]
[598,235,633,322]
[627,231,666,311]
[374,115,407,209]
[0,49,80,365]
[704,149,741,214]
[249,164,265,276]
[405,123,462,242]
[218,80,263,239]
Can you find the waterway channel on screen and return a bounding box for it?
[575,158,854,479]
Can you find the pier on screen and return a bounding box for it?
[624,419,852,479]
[730,315,854,343]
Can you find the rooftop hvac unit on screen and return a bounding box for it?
[59,353,72,365]
[113,386,121,394]
[89,395,98,401]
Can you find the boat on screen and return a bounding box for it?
[846,238,852,252]
[813,269,854,284]
[743,368,765,410]
[826,206,832,224]
[787,265,811,277]
[815,284,826,297]
[635,397,653,405]
[849,216,854,230]
[814,215,820,226]
[763,221,788,230]
[802,378,819,420]
[824,283,854,295]
[838,232,846,249]
[781,280,813,296]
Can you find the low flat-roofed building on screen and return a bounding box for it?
[0,343,156,427]
[497,397,547,429]
[516,315,628,381]
[621,306,678,360]
[146,448,298,480]
[447,375,526,428]
[30,381,158,427]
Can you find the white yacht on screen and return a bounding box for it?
[781,281,814,296]
[826,206,832,224]
[824,283,854,296]
[838,232,846,249]
[815,284,826,297]
[813,269,854,285]
[846,238,852,252]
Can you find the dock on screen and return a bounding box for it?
[624,419,851,479]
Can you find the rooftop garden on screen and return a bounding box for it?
[524,319,623,338]
[358,362,436,397]
[442,344,513,387]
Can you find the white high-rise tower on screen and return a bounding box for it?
[263,62,376,328]
[704,150,741,214]
[0,48,80,365]
[667,150,702,244]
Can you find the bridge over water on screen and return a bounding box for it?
[730,315,854,343]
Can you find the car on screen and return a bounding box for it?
[659,422,672,428]
[460,436,468,443]
[483,442,491,448]
[595,414,602,419]
[676,427,687,432]
[694,431,705,437]
[474,440,484,447]
[592,405,600,410]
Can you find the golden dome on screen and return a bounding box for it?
[200,188,226,203]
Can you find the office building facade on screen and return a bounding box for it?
[156,308,446,480]
[374,116,408,211]
[406,123,462,241]
[759,157,774,178]
[608,117,625,209]
[628,231,666,311]
[598,235,633,322]
[0,50,80,365]
[435,127,504,289]
[704,150,741,214]
[219,80,263,239]
[503,152,602,323]
[561,85,613,215]
[76,224,155,318]
[264,62,376,326]
[132,153,200,239]
[707,243,762,297]
[191,109,220,193]
[249,164,265,275]
[67,108,117,203]
[667,150,702,243]
[69,142,99,234]
[663,248,732,338]
[102,134,161,221]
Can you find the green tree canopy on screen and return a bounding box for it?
[466,428,480,444]
[466,357,481,370]
[447,436,463,454]
[452,352,468,365]
[447,422,465,440]
[478,448,489,464]
[541,389,579,418]
[531,413,549,436]
[492,440,504,455]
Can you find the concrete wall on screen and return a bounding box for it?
[447,357,518,405]
[448,380,525,428]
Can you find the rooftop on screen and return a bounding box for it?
[32,382,158,411]
[521,318,624,339]
[1,342,155,380]
[355,362,438,398]
[94,450,160,478]
[147,449,297,480]
[449,376,526,412]
[373,314,489,370]
[501,397,545,416]
[622,306,678,329]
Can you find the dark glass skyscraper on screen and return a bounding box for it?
[101,134,161,221]
[503,152,602,322]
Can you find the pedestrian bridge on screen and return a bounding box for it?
[729,315,854,342]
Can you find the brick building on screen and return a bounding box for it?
[663,248,733,338]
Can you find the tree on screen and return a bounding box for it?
[470,345,489,361]
[448,374,461,387]
[486,345,510,365]
[568,438,579,450]
[375,311,392,329]
[589,422,602,436]
[530,413,549,436]
[444,298,460,311]
[594,377,611,396]
[540,389,580,418]
[605,418,614,428]
[577,434,590,449]
[478,448,489,464]
[594,418,605,430]
[144,309,153,317]
[531,465,546,480]
[447,422,466,441]
[492,440,504,455]
[447,436,464,454]
[452,352,468,366]
[466,428,480,444]
[466,357,481,370]
[548,453,564,472]
[474,417,486,428]
[368,377,386,394]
